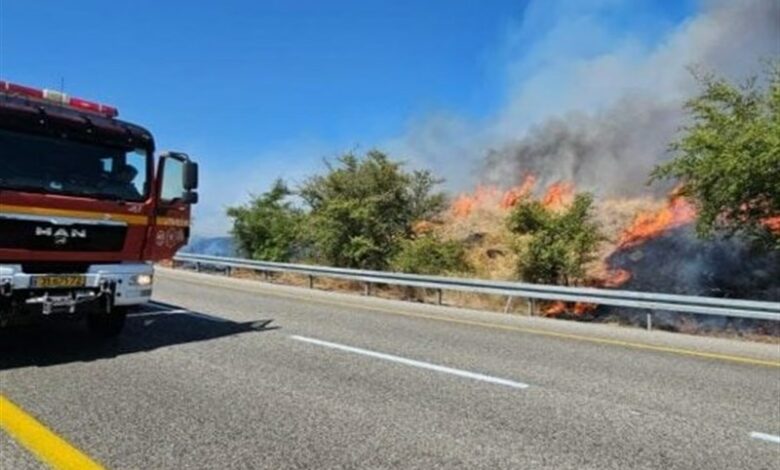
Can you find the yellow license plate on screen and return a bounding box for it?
[32,275,87,289]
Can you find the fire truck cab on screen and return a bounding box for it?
[0,80,199,337]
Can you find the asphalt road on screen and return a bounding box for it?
[1,268,779,469]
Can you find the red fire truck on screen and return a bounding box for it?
[0,80,199,336]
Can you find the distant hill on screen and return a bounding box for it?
[181,236,236,257]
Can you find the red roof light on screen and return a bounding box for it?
[0,79,119,118]
[3,81,44,99]
[69,97,118,118]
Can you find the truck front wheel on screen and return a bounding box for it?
[87,306,127,338]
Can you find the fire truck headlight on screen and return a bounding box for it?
[130,274,153,286]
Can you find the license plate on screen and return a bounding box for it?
[32,275,87,289]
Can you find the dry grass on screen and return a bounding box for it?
[435,203,517,281]
[228,266,526,314]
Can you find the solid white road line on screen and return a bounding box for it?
[750,432,780,444]
[290,335,529,389]
[181,311,230,323]
[144,302,229,323]
[131,309,191,317]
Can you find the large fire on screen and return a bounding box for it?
[616,192,696,249]
[448,175,644,298]
[451,174,574,218]
[450,185,500,218]
[448,175,778,320]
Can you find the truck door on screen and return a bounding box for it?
[147,152,198,260]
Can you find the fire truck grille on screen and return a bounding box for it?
[21,262,94,274]
[0,218,127,252]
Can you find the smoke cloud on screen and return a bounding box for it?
[395,0,780,195]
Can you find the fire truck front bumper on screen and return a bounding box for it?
[0,263,154,317]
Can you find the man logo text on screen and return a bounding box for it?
[35,227,87,245]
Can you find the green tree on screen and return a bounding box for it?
[408,170,447,223]
[508,194,603,285]
[391,234,470,275]
[652,65,780,248]
[299,150,446,269]
[227,179,303,262]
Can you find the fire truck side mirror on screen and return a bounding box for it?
[182,191,199,204]
[183,161,199,191]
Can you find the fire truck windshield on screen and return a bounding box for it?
[0,129,149,202]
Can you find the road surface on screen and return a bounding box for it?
[1,268,778,469]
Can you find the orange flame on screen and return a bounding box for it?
[451,175,577,217]
[541,181,575,210]
[763,216,780,234]
[499,174,537,209]
[542,300,598,317]
[601,269,632,288]
[543,301,566,316]
[573,302,598,315]
[617,193,696,249]
[451,185,500,218]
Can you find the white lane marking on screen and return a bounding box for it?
[147,301,183,310]
[143,303,229,323]
[183,311,229,323]
[750,432,780,444]
[290,335,529,389]
[131,309,190,316]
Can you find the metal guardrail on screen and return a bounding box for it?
[172,253,780,323]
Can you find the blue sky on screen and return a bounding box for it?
[0,0,700,235]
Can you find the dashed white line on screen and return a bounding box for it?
[290,335,529,389]
[750,432,780,444]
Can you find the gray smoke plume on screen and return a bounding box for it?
[483,95,680,197]
[480,0,779,194]
[389,0,780,195]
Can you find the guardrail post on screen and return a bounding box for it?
[195,262,201,273]
[646,313,653,331]
[437,289,443,305]
[528,298,536,316]
[225,266,232,277]
[364,282,372,296]
[308,275,314,289]
[504,296,513,313]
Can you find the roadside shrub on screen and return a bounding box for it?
[508,193,603,286]
[227,179,304,262]
[390,234,470,275]
[299,150,446,269]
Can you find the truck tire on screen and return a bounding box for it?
[87,306,127,338]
